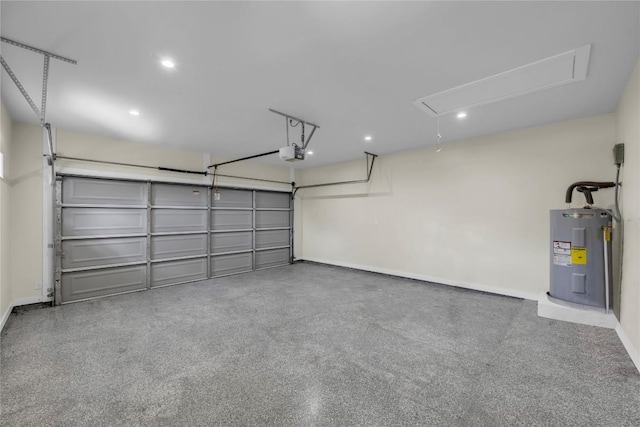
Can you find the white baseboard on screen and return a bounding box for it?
[1,295,48,333]
[299,257,540,300]
[616,323,640,373]
[0,303,12,333]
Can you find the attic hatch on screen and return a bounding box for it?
[414,45,591,116]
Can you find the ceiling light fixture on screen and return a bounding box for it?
[129,110,140,116]
[364,135,373,141]
[161,59,175,69]
[307,150,314,155]
[457,112,467,119]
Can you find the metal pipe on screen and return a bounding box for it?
[292,152,378,197]
[603,226,610,315]
[1,36,78,64]
[208,150,279,169]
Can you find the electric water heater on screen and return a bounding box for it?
[549,208,612,309]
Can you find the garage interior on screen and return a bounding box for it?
[1,1,639,425]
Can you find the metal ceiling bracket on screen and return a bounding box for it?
[269,108,320,150]
[0,36,77,125]
[0,37,77,64]
[0,55,41,118]
[41,55,50,125]
[44,123,55,163]
[292,151,378,197]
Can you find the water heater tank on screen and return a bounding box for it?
[549,208,612,309]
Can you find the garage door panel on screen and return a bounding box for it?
[152,184,207,207]
[61,265,147,302]
[151,258,207,287]
[256,248,290,269]
[255,192,290,209]
[210,231,252,253]
[62,237,146,269]
[211,252,252,277]
[152,209,207,233]
[255,210,290,229]
[211,189,252,208]
[211,210,252,230]
[62,208,147,236]
[151,234,207,260]
[255,229,289,249]
[63,177,147,205]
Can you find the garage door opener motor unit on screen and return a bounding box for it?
[549,144,624,312]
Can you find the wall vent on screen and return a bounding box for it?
[414,45,591,116]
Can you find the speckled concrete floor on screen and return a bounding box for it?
[1,262,638,426]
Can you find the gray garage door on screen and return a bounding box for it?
[56,176,292,303]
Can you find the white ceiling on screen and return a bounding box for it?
[1,1,638,168]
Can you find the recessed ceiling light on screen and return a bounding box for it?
[161,59,175,69]
[129,110,140,116]
[307,150,314,155]
[457,112,467,119]
[364,135,372,141]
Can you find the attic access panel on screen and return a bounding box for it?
[414,45,591,116]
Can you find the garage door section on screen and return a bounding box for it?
[210,189,254,277]
[59,178,148,302]
[255,191,291,269]
[150,184,208,288]
[57,177,292,303]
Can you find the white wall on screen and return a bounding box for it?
[616,59,640,361]
[297,114,617,299]
[0,100,13,325]
[55,128,292,190]
[9,123,45,305]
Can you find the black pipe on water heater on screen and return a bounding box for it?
[565,181,616,204]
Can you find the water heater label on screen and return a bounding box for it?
[571,247,587,265]
[553,241,572,266]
